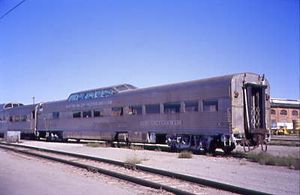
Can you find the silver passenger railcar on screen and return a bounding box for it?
[0,103,35,138]
[0,73,270,153]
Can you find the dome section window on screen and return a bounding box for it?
[68,94,79,101]
[85,92,95,100]
[5,103,12,109]
[95,88,117,98]
[68,88,118,101]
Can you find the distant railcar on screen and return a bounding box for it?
[0,103,35,138]
[0,73,271,153]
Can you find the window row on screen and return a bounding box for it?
[8,115,28,122]
[67,99,218,119]
[68,88,117,101]
[271,109,299,116]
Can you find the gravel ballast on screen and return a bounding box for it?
[12,141,300,195]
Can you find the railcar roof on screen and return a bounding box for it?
[66,72,261,102]
[121,72,250,94]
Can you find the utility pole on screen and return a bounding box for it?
[32,96,35,105]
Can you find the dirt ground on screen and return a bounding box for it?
[235,144,300,158]
[0,149,168,195]
[7,141,300,194]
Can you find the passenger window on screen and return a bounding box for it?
[52,112,60,119]
[21,115,27,121]
[73,111,81,118]
[128,105,142,115]
[111,107,123,116]
[94,110,104,117]
[185,101,198,112]
[83,111,92,118]
[145,104,160,114]
[203,100,218,112]
[164,102,180,113]
[14,116,20,122]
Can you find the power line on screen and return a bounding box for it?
[0,0,27,21]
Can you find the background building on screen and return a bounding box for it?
[270,98,300,131]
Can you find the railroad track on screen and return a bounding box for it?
[271,135,300,142]
[269,135,300,146]
[0,141,269,195]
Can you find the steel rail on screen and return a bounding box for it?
[0,143,194,195]
[0,142,270,195]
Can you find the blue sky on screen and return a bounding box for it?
[0,0,299,104]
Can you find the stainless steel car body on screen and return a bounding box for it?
[0,73,270,152]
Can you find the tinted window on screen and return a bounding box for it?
[52,112,60,119]
[21,115,27,121]
[5,103,12,109]
[292,110,298,116]
[14,116,20,122]
[203,100,218,112]
[95,89,116,98]
[83,111,92,118]
[185,101,198,112]
[164,102,180,113]
[128,105,142,115]
[111,107,123,116]
[145,104,160,114]
[85,92,95,100]
[68,94,78,101]
[73,111,81,118]
[94,110,103,117]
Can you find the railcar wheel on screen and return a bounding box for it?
[222,144,236,154]
[259,135,267,152]
[242,139,251,152]
[208,141,217,154]
[261,141,267,152]
[169,143,177,152]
